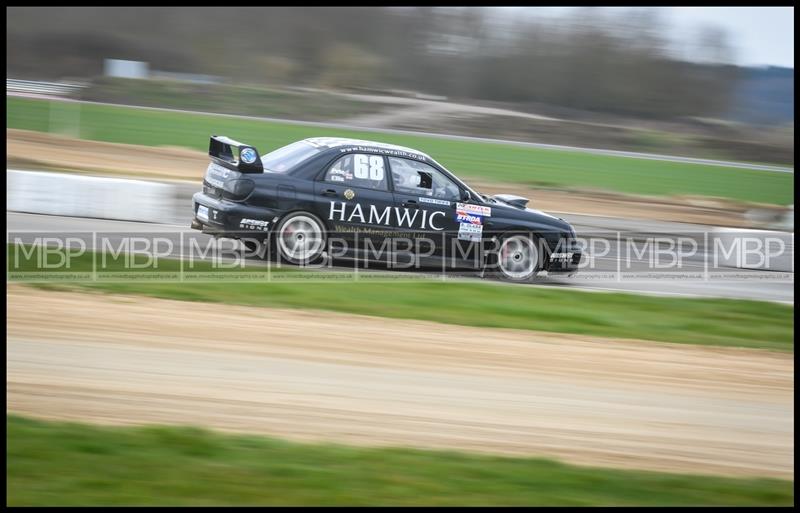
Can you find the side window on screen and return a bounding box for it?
[388,157,460,201]
[324,153,388,191]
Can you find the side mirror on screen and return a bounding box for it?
[460,189,471,202]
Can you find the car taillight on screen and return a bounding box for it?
[222,179,255,200]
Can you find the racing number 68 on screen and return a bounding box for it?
[354,154,384,181]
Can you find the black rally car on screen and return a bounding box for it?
[191,136,582,281]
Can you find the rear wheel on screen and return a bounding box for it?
[274,211,327,265]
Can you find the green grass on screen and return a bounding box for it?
[7,96,794,205]
[9,244,794,351]
[75,77,389,120]
[7,415,793,506]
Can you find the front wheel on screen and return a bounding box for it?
[487,234,541,282]
[273,211,327,266]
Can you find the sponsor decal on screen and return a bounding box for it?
[330,175,345,182]
[418,197,450,206]
[205,163,231,188]
[456,211,483,225]
[240,147,257,164]
[197,205,209,221]
[332,144,427,161]
[458,223,483,242]
[344,189,355,200]
[239,218,270,231]
[330,168,353,179]
[332,225,431,239]
[328,201,445,231]
[550,252,574,260]
[456,203,491,217]
[208,162,231,176]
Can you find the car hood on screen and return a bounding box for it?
[491,195,572,230]
[524,207,560,222]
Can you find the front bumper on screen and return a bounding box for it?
[544,235,583,274]
[191,192,279,237]
[546,251,583,274]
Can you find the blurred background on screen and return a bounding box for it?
[6,6,794,163]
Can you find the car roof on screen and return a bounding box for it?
[301,137,431,161]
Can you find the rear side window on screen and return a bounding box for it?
[261,141,321,173]
[324,153,388,191]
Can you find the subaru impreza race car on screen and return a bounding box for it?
[191,136,582,282]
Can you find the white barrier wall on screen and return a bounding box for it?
[7,170,176,223]
[6,79,87,96]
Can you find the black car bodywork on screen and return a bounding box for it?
[191,136,582,280]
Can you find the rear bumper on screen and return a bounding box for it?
[191,192,279,237]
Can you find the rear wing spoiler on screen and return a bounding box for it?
[208,135,263,173]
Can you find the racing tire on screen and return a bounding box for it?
[273,211,327,266]
[486,233,542,283]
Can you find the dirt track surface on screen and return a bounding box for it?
[7,129,778,227]
[6,285,794,478]
[7,128,206,181]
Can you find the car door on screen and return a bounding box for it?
[312,152,396,262]
[387,157,477,266]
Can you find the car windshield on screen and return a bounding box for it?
[260,141,321,173]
